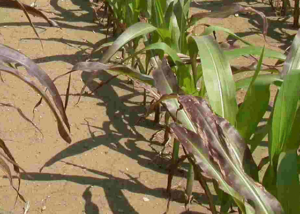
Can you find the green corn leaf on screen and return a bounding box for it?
[276,151,300,214]
[151,0,166,28]
[224,46,286,61]
[100,22,157,63]
[270,70,300,160]
[202,25,253,46]
[270,30,300,162]
[237,47,268,141]
[235,74,281,91]
[188,35,238,125]
[174,0,191,53]
[267,30,300,213]
[176,64,196,94]
[122,42,182,65]
[249,124,269,153]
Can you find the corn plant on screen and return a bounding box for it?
[164,30,300,213]
[0,2,70,212]
[0,44,71,212]
[145,30,300,214]
[70,0,300,213]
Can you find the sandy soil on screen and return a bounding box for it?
[0,0,298,213]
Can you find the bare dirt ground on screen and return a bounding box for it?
[0,0,298,213]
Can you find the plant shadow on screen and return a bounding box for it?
[190,0,298,50]
[18,161,218,214]
[83,186,100,214]
[34,70,221,213]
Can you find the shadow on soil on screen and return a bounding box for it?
[40,70,169,171]
[1,1,276,213]
[190,0,297,50]
[0,0,99,29]
[20,165,211,214]
[83,186,100,214]
[17,71,219,214]
[0,0,297,54]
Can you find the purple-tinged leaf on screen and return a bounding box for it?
[0,44,70,133]
[0,0,58,27]
[170,123,246,212]
[0,103,43,138]
[216,117,259,181]
[152,60,195,132]
[152,59,180,95]
[173,95,283,213]
[142,94,178,121]
[0,138,26,203]
[190,4,268,43]
[0,64,71,143]
[190,3,245,20]
[72,62,154,85]
[70,62,154,104]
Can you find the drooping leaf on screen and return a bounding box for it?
[0,64,71,143]
[171,95,283,213]
[70,62,154,104]
[64,73,72,111]
[0,0,59,27]
[0,138,26,203]
[100,22,157,63]
[193,4,268,42]
[0,103,43,138]
[170,123,246,212]
[0,0,57,48]
[190,3,247,22]
[152,59,195,132]
[0,44,70,133]
[72,62,154,85]
[202,25,253,46]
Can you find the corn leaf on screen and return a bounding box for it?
[224,46,286,61]
[171,95,284,213]
[236,48,268,141]
[0,44,70,133]
[188,35,238,125]
[100,22,157,63]
[0,64,71,143]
